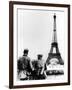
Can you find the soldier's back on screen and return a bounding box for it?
[37,59,45,68]
[18,56,30,70]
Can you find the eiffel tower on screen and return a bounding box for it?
[46,14,64,65]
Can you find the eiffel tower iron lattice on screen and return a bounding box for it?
[46,14,64,65]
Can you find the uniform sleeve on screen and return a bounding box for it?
[44,63,47,70]
[17,58,22,71]
[29,59,33,70]
[26,57,33,72]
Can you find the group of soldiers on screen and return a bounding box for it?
[17,49,47,80]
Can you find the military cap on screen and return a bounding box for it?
[37,54,43,58]
[23,49,29,54]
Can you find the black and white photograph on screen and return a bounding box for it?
[9,1,70,88]
[17,13,64,81]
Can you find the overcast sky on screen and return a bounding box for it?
[17,9,65,61]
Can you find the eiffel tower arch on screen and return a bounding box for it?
[46,14,64,65]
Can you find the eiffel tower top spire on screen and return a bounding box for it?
[52,13,57,43]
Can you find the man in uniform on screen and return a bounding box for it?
[32,54,47,80]
[17,49,33,80]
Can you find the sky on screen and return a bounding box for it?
[17,8,65,61]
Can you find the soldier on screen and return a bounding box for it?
[32,54,47,80]
[17,49,33,80]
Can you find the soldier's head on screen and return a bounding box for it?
[37,54,43,60]
[23,49,29,56]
